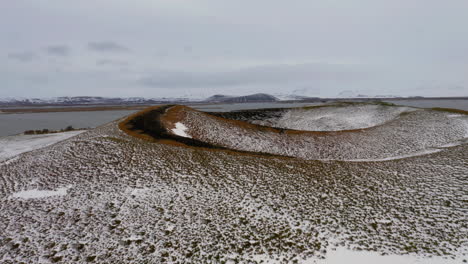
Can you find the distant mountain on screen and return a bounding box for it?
[273,94,321,101]
[336,90,401,99]
[0,93,281,107]
[336,90,362,98]
[0,96,195,106]
[273,88,322,101]
[205,94,234,102]
[205,93,278,103]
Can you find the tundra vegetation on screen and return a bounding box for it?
[0,102,467,263]
[24,126,86,135]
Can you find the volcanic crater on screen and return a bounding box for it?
[120,102,468,161]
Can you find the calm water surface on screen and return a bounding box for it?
[384,99,468,111]
[0,110,136,137]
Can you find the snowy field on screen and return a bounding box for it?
[234,245,467,264]
[315,246,467,264]
[0,130,85,162]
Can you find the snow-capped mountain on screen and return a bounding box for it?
[0,96,199,106]
[336,90,401,99]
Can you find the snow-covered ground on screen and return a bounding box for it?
[234,246,467,264]
[312,246,468,264]
[1,105,466,263]
[0,130,85,162]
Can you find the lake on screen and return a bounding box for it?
[384,99,468,111]
[0,110,136,137]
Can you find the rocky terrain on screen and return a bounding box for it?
[0,102,467,263]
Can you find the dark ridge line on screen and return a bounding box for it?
[125,105,221,149]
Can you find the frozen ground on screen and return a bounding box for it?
[0,105,467,263]
[0,131,85,162]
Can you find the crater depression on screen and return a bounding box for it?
[120,102,468,161]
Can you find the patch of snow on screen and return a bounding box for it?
[0,130,85,162]
[345,148,444,162]
[447,114,463,118]
[130,188,149,196]
[9,185,72,199]
[171,122,191,138]
[310,246,467,264]
[165,224,175,232]
[125,235,143,241]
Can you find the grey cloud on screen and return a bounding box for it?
[138,63,367,89]
[96,59,129,66]
[45,45,70,56]
[88,42,129,52]
[7,52,37,62]
[416,84,464,91]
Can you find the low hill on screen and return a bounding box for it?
[205,93,278,103]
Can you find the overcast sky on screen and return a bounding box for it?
[1,0,467,98]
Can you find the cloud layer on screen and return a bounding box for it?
[45,45,70,56]
[88,42,129,52]
[8,52,37,62]
[1,0,467,98]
